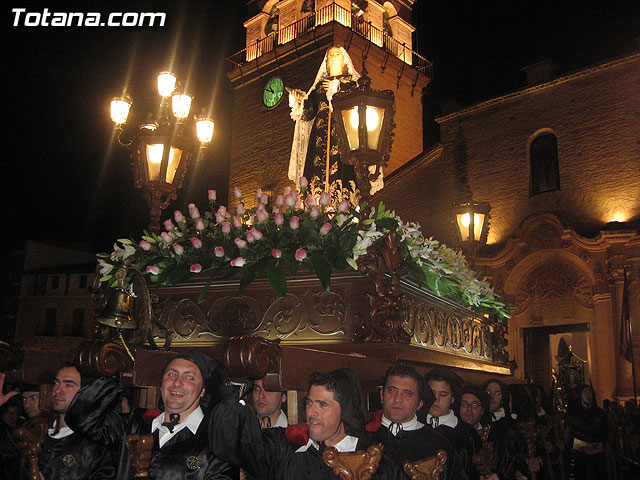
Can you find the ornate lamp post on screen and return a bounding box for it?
[110,72,214,233]
[330,68,395,210]
[452,200,491,260]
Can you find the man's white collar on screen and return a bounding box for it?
[273,409,288,428]
[48,425,73,439]
[381,414,424,435]
[296,435,358,453]
[152,407,204,448]
[427,410,458,429]
[491,407,506,421]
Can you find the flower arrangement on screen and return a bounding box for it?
[98,181,511,319]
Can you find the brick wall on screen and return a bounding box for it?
[379,54,640,246]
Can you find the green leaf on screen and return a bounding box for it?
[346,257,359,270]
[309,252,331,292]
[96,253,110,258]
[99,275,113,282]
[281,250,299,277]
[198,274,215,304]
[374,217,398,230]
[238,265,256,296]
[142,236,156,243]
[267,262,287,297]
[117,238,134,245]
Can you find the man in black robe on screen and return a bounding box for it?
[368,364,467,479]
[424,368,478,478]
[210,368,405,479]
[33,363,114,479]
[66,351,236,479]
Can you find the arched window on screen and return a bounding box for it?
[529,132,560,196]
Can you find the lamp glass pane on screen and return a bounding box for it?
[165,147,183,184]
[473,213,485,241]
[146,144,164,181]
[456,212,485,241]
[171,94,192,119]
[196,119,214,143]
[157,72,176,97]
[366,106,384,149]
[110,98,131,125]
[341,106,360,150]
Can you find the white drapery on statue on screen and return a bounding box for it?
[287,46,383,196]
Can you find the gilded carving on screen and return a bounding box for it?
[515,260,593,313]
[206,296,264,337]
[403,299,494,360]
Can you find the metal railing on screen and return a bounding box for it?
[226,3,432,76]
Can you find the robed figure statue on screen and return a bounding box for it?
[288,46,383,204]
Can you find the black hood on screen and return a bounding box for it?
[327,368,369,437]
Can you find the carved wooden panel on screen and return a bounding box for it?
[403,449,447,480]
[322,443,384,480]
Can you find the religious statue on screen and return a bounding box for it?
[288,45,383,204]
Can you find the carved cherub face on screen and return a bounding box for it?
[326,47,346,77]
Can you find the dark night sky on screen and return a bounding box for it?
[4,1,639,254]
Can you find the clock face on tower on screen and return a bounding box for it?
[263,76,284,108]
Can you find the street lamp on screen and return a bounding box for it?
[110,72,214,233]
[452,200,491,259]
[331,70,395,209]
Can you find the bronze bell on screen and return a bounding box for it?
[95,288,136,329]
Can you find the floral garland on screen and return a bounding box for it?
[98,180,511,319]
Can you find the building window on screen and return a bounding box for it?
[44,308,57,336]
[35,275,47,296]
[51,275,60,290]
[529,132,560,196]
[78,275,88,289]
[71,308,85,336]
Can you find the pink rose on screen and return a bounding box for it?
[299,176,308,188]
[174,210,186,223]
[195,218,205,231]
[260,193,269,204]
[305,195,316,207]
[256,208,269,223]
[173,243,184,255]
[296,198,304,210]
[246,230,255,243]
[208,189,216,201]
[272,249,281,259]
[190,264,202,273]
[234,187,242,199]
[160,232,173,244]
[274,213,284,226]
[188,203,200,219]
[214,246,225,257]
[285,193,297,208]
[230,257,245,267]
[190,237,202,249]
[249,227,263,241]
[215,212,226,223]
[319,192,331,206]
[275,194,284,206]
[337,200,349,213]
[295,248,307,262]
[289,216,300,230]
[310,206,320,218]
[139,240,151,251]
[236,203,246,215]
[221,221,231,234]
[234,237,247,249]
[146,265,160,275]
[284,186,292,195]
[217,205,227,216]
[163,219,175,231]
[233,216,242,228]
[320,223,332,235]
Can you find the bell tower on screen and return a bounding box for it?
[226,0,431,206]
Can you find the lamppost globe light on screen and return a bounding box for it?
[157,72,177,97]
[196,118,214,143]
[171,93,192,119]
[110,97,131,125]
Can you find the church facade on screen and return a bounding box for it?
[377,53,640,402]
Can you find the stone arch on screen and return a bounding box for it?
[383,2,398,17]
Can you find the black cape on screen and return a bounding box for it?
[66,376,236,480]
[372,424,469,480]
[209,395,405,480]
[35,430,114,480]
